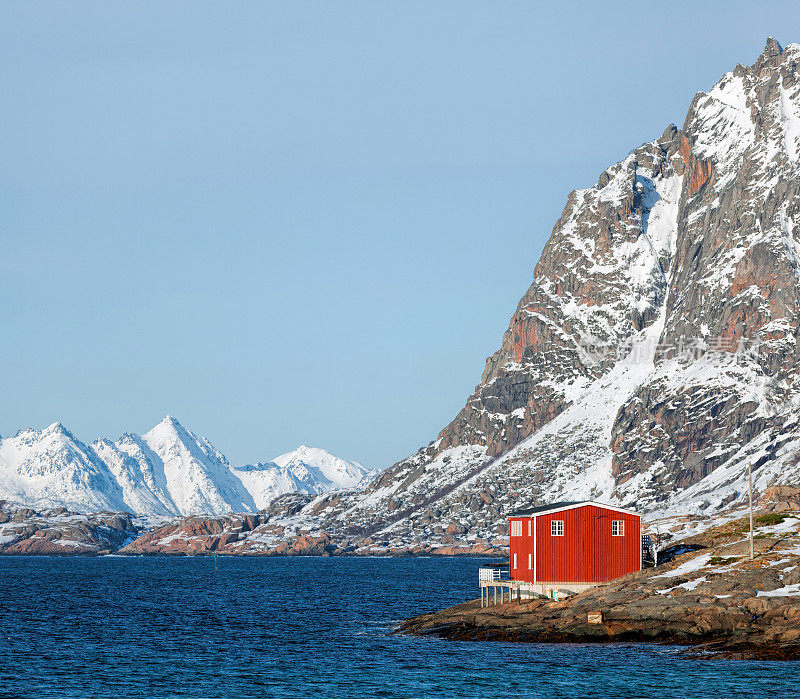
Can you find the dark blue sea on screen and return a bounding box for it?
[1,556,798,698]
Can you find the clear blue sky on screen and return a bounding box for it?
[2,1,798,468]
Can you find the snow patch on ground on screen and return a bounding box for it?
[653,553,712,579]
[658,576,707,594]
[757,583,800,597]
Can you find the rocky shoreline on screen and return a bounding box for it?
[397,595,800,660]
[397,514,800,660]
[0,505,138,556]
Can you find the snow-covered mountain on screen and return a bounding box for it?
[0,423,127,513]
[232,445,375,510]
[0,416,374,516]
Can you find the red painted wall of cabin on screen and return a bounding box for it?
[508,505,641,583]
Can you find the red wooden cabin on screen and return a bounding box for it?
[508,501,641,586]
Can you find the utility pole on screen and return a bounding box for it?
[654,525,660,567]
[748,462,754,560]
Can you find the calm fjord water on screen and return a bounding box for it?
[0,556,798,698]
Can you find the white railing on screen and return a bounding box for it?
[479,567,501,581]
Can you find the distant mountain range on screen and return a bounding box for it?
[0,416,374,516]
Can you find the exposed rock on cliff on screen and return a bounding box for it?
[0,502,139,555]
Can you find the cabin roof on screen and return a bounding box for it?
[509,500,640,518]
[511,500,582,515]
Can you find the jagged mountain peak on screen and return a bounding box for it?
[275,443,355,465]
[760,36,784,62]
[0,421,126,513]
[17,421,75,441]
[12,421,81,447]
[147,414,189,437]
[233,444,374,509]
[0,417,373,516]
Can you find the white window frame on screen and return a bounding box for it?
[612,520,624,536]
[511,520,522,537]
[528,519,531,536]
[551,520,564,537]
[528,553,532,570]
[513,553,518,568]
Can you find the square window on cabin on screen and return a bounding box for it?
[551,520,564,536]
[510,521,522,537]
[612,520,624,536]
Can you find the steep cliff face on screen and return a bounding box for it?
[312,39,800,552]
[436,126,682,458]
[611,38,800,500]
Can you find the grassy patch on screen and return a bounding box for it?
[708,556,739,566]
[756,513,787,526]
